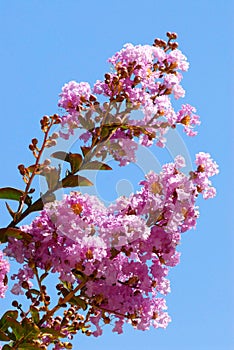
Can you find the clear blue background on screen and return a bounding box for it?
[0,1,232,349]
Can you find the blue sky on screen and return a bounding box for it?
[0,1,233,349]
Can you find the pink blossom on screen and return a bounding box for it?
[192,152,219,199]
[167,49,189,71]
[195,152,219,177]
[4,153,218,334]
[11,283,24,295]
[58,38,201,152]
[11,265,34,295]
[0,250,9,298]
[163,74,185,99]
[112,318,124,334]
[58,81,92,111]
[174,155,186,168]
[109,137,138,166]
[176,104,201,136]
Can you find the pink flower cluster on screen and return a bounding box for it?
[176,104,200,136]
[4,155,218,335]
[58,81,92,112]
[0,250,9,298]
[58,37,200,148]
[94,43,188,103]
[0,34,219,350]
[96,128,139,166]
[194,152,219,199]
[58,81,93,140]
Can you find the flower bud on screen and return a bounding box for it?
[41,115,50,124]
[197,164,205,172]
[171,32,178,39]
[170,42,179,50]
[51,132,59,139]
[21,281,29,289]
[43,158,51,166]
[29,144,35,151]
[89,94,97,102]
[18,164,26,175]
[31,138,38,145]
[105,73,111,80]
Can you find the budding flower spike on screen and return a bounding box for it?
[0,33,218,349]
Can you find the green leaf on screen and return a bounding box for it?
[0,311,18,331]
[0,228,28,244]
[39,272,48,282]
[81,161,112,171]
[80,146,91,157]
[51,151,83,174]
[18,343,42,350]
[21,318,40,337]
[30,306,39,324]
[0,312,24,341]
[2,345,12,350]
[62,175,93,188]
[0,328,10,341]
[51,151,70,162]
[71,269,86,282]
[68,153,82,174]
[28,289,40,296]
[5,317,24,340]
[100,126,110,138]
[40,327,66,338]
[62,280,72,290]
[69,296,87,310]
[0,187,31,206]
